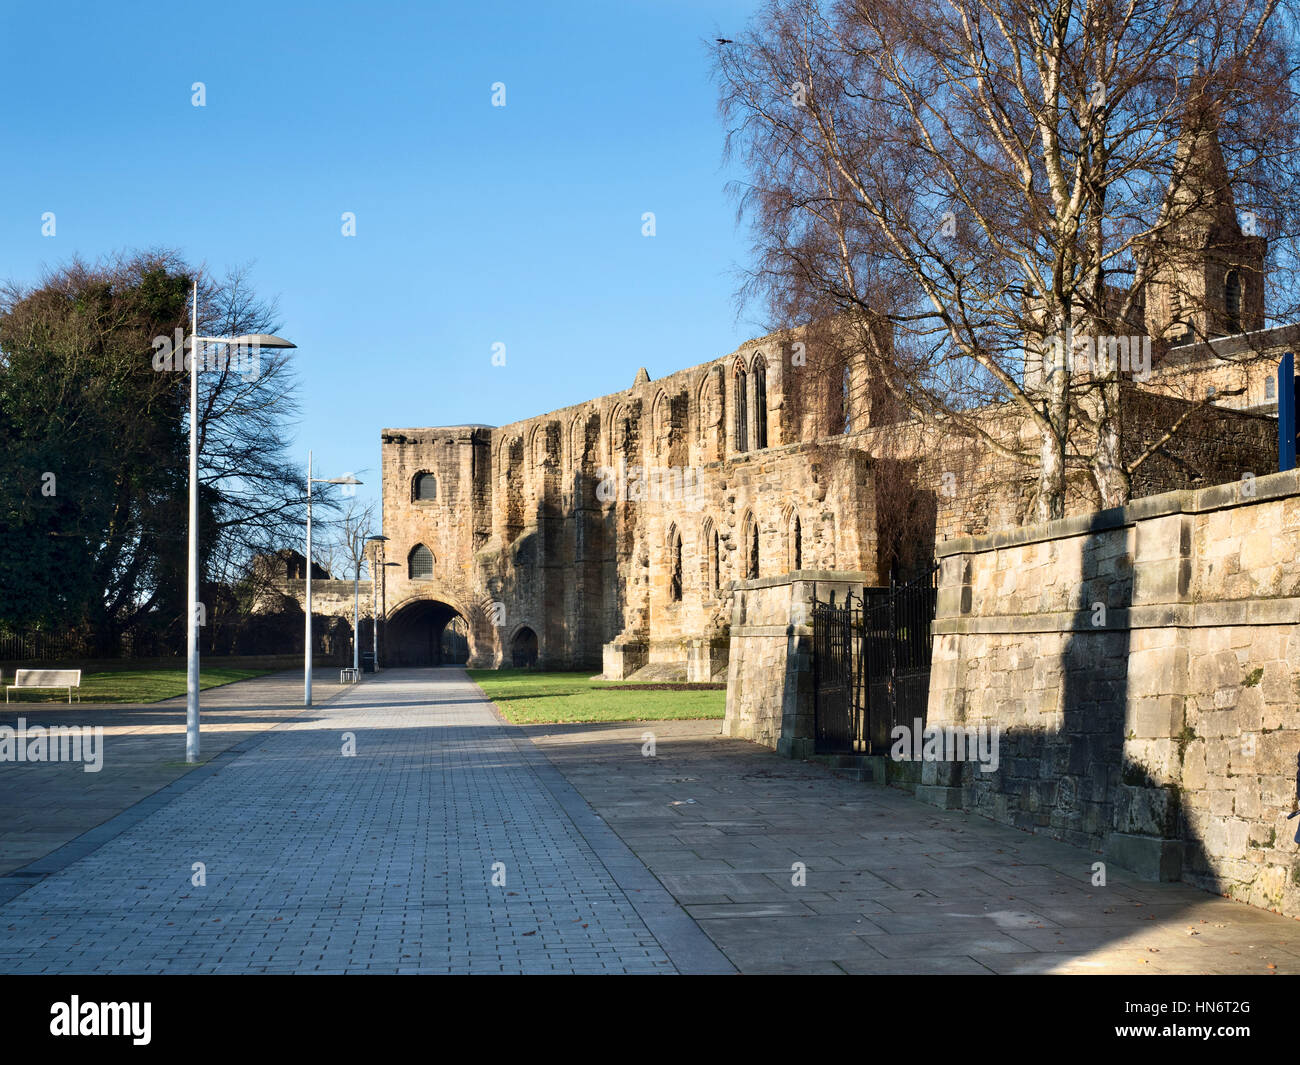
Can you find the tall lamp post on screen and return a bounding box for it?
[358,533,387,676]
[304,454,362,706]
[184,281,295,763]
[360,535,388,673]
[376,559,399,669]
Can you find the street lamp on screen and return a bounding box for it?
[377,560,399,669]
[357,534,388,674]
[304,453,362,706]
[185,280,295,763]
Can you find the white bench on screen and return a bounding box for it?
[6,669,82,703]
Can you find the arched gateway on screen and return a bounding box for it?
[384,596,472,666]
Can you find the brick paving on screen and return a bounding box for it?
[0,669,726,974]
[0,668,347,877]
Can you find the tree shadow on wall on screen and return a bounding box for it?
[935,514,1234,959]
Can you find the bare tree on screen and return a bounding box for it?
[192,263,323,557]
[314,498,376,580]
[716,0,1300,520]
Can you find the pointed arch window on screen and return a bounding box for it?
[409,544,434,580]
[1225,269,1242,333]
[702,519,720,595]
[734,364,749,453]
[753,357,768,449]
[790,513,802,571]
[668,525,683,602]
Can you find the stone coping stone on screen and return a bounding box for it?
[730,624,812,638]
[731,570,871,592]
[934,597,1300,633]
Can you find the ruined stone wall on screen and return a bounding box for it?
[267,579,373,620]
[374,321,1282,677]
[380,326,886,673]
[927,471,1300,912]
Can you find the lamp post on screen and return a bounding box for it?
[377,560,399,669]
[361,535,388,673]
[184,281,295,763]
[304,454,362,706]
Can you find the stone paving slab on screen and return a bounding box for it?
[0,669,729,974]
[515,717,1300,975]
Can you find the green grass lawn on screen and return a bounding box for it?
[468,669,726,725]
[3,668,271,704]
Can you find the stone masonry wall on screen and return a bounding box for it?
[927,470,1300,912]
[722,572,867,755]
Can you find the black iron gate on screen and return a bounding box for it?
[811,591,861,754]
[812,564,938,755]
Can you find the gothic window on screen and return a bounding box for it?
[790,512,802,571]
[654,392,671,446]
[408,544,434,580]
[668,525,683,602]
[609,405,630,464]
[414,473,437,501]
[1225,269,1242,333]
[701,519,719,595]
[734,364,749,453]
[753,356,768,449]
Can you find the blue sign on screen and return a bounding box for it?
[1281,352,1297,472]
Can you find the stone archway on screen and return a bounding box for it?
[510,626,538,668]
[385,596,472,667]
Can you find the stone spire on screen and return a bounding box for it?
[1142,101,1267,342]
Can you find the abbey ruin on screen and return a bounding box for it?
[288,122,1287,686]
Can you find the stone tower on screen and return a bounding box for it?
[1143,105,1267,343]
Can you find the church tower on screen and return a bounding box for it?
[1143,105,1267,343]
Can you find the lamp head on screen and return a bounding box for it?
[229,333,296,350]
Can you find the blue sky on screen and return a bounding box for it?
[0,0,765,517]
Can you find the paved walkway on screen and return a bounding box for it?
[0,670,725,973]
[524,720,1300,974]
[0,669,347,876]
[3,667,1298,974]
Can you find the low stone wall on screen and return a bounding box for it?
[261,579,374,619]
[928,470,1300,914]
[722,571,867,756]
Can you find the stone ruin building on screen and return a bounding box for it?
[270,121,1289,679]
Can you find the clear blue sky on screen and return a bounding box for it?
[0,0,766,517]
